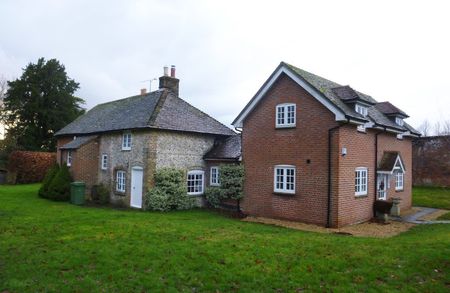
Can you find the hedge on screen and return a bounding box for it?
[7,151,56,184]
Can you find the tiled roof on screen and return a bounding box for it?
[282,62,419,135]
[375,101,409,117]
[55,90,235,137]
[60,135,98,149]
[378,151,405,172]
[204,134,241,160]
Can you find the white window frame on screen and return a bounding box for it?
[67,151,72,167]
[355,104,368,117]
[116,170,126,192]
[210,166,220,186]
[355,167,368,196]
[187,170,204,195]
[276,103,296,128]
[273,165,296,194]
[395,171,404,191]
[101,154,108,170]
[395,117,404,126]
[122,132,132,150]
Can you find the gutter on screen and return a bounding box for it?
[326,119,349,228]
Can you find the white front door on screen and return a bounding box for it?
[377,174,388,200]
[130,167,143,208]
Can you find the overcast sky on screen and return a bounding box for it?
[1,0,449,130]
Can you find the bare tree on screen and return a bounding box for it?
[417,119,431,136]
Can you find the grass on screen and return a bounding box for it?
[413,186,450,210]
[1,185,449,292]
[437,212,450,220]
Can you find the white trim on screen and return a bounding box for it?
[275,103,296,128]
[187,170,204,195]
[210,166,220,186]
[101,154,108,170]
[116,170,126,192]
[232,65,346,127]
[273,165,296,194]
[395,171,404,191]
[122,132,132,150]
[66,150,72,167]
[355,104,368,117]
[355,167,368,196]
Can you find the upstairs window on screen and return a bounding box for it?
[355,104,368,117]
[395,117,404,126]
[210,166,220,186]
[101,154,108,170]
[276,103,296,128]
[187,170,204,195]
[274,165,296,194]
[355,167,368,196]
[122,132,132,150]
[67,151,72,167]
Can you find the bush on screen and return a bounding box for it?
[46,164,72,201]
[205,164,245,210]
[38,164,60,198]
[95,184,110,204]
[205,187,224,208]
[145,168,196,211]
[7,151,56,184]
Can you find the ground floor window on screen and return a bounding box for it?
[395,171,404,191]
[274,165,295,194]
[187,170,204,195]
[67,151,72,167]
[116,170,126,192]
[210,166,220,186]
[355,167,368,196]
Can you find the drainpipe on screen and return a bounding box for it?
[374,128,385,216]
[326,120,349,228]
[234,127,243,213]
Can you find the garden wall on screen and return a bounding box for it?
[413,135,450,187]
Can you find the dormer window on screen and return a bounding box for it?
[276,103,296,128]
[395,117,404,126]
[355,104,368,117]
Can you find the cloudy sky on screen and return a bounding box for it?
[1,0,449,130]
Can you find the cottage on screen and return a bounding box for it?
[55,66,237,208]
[232,62,420,227]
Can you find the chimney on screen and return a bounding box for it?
[159,65,179,96]
[140,88,147,95]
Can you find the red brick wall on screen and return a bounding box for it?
[57,137,100,195]
[240,73,413,227]
[56,137,72,165]
[241,74,338,226]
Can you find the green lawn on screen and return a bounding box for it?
[1,185,449,292]
[413,186,450,210]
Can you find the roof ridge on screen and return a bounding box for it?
[95,90,162,108]
[282,61,343,87]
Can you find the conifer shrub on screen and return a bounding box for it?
[38,164,60,198]
[47,164,72,201]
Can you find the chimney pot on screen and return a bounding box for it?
[140,88,147,95]
[163,66,169,76]
[170,65,176,77]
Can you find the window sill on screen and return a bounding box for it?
[395,189,404,192]
[355,194,368,198]
[115,191,126,196]
[275,125,296,130]
[273,192,296,196]
[210,183,220,187]
[187,193,203,197]
[121,149,131,152]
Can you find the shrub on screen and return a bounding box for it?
[205,164,245,211]
[145,168,196,211]
[205,187,224,208]
[7,151,56,184]
[38,164,60,198]
[94,184,110,204]
[47,164,72,201]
